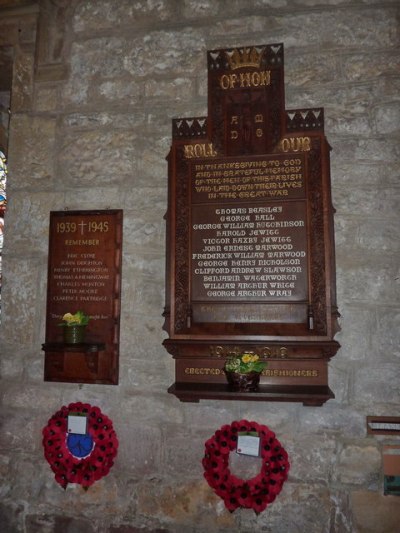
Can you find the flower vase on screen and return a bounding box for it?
[63,325,87,344]
[224,370,261,392]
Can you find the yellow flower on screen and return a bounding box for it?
[62,313,74,323]
[251,354,259,363]
[242,354,252,363]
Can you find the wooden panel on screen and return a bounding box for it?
[43,210,122,384]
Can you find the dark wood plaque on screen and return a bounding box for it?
[42,210,123,384]
[163,44,340,405]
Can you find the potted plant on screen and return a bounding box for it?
[59,311,89,344]
[224,352,267,392]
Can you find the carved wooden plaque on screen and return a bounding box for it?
[43,210,123,384]
[163,44,340,405]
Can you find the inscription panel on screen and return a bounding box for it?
[44,210,122,384]
[176,358,326,386]
[191,200,308,303]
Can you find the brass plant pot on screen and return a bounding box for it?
[63,325,87,344]
[224,370,261,392]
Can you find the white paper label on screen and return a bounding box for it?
[237,433,260,457]
[67,413,87,435]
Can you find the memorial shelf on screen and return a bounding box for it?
[163,44,340,406]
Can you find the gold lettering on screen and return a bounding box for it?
[184,367,222,375]
[219,70,271,90]
[263,368,319,378]
[255,114,263,123]
[239,72,252,87]
[220,74,230,90]
[280,137,311,153]
[230,130,238,139]
[256,128,263,137]
[183,143,217,159]
[231,116,239,125]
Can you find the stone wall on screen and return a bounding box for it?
[0,1,399,532]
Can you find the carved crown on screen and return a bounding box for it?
[226,47,263,70]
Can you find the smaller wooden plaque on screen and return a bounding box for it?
[42,210,123,384]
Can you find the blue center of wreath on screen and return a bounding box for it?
[67,433,94,458]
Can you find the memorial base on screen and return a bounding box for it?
[42,342,118,384]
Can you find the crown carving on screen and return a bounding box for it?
[226,47,263,70]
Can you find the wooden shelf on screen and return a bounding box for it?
[168,382,334,406]
[42,342,106,353]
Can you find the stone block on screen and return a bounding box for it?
[135,136,171,187]
[119,314,166,360]
[136,479,236,530]
[332,137,400,163]
[8,115,56,187]
[35,85,59,112]
[25,514,96,533]
[113,423,162,478]
[122,395,184,426]
[353,364,400,407]
[351,490,400,533]
[0,408,38,452]
[59,130,137,186]
[182,0,220,19]
[239,483,332,533]
[333,305,375,361]
[333,185,399,218]
[62,111,146,130]
[164,432,205,477]
[11,52,34,112]
[374,102,400,135]
[374,308,400,358]
[342,51,400,82]
[73,0,174,32]
[336,255,399,303]
[0,502,24,533]
[119,356,172,390]
[1,258,39,345]
[331,161,400,188]
[63,186,122,211]
[96,79,142,106]
[285,433,336,483]
[4,192,62,252]
[122,203,166,252]
[109,527,168,533]
[285,52,339,87]
[299,404,366,437]
[335,443,381,486]
[145,77,195,101]
[357,218,400,254]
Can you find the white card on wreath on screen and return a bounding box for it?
[236,432,260,457]
[67,413,87,435]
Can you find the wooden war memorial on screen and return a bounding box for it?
[163,44,340,405]
[42,209,122,384]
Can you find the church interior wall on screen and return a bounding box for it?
[0,1,399,531]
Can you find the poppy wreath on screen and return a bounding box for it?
[202,420,290,514]
[42,402,118,489]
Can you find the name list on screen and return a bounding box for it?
[190,155,308,302]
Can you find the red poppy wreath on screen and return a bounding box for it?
[202,420,290,513]
[42,402,118,489]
